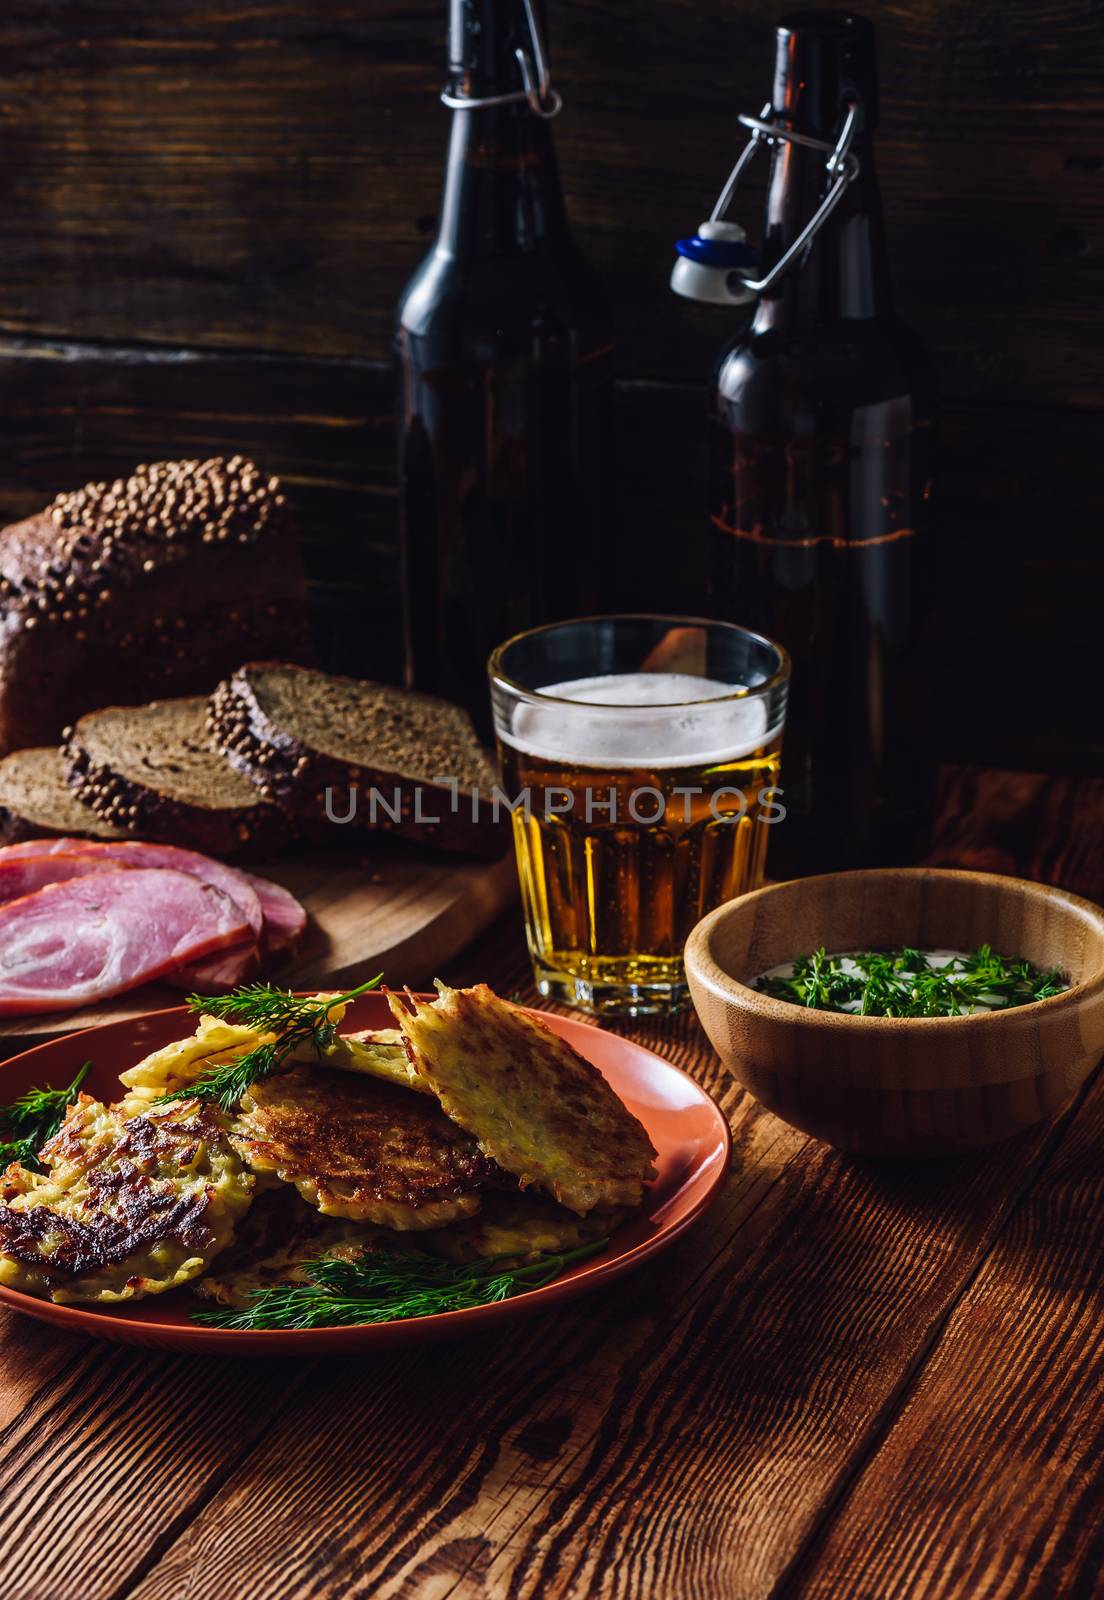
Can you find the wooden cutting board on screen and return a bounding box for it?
[0,841,518,1051]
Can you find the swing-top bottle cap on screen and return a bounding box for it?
[444,0,560,116]
[670,12,873,307]
[671,222,760,304]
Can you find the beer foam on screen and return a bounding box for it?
[503,672,779,768]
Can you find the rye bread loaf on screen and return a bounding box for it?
[0,456,311,755]
[62,696,293,861]
[0,746,130,845]
[208,663,506,857]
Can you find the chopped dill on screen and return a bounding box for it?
[192,1238,609,1331]
[154,975,383,1113]
[757,946,1067,1018]
[0,1061,91,1172]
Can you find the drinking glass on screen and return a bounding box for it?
[488,615,790,1016]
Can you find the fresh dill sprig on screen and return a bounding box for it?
[192,1238,609,1331]
[757,946,1067,1019]
[155,975,384,1113]
[0,1061,91,1173]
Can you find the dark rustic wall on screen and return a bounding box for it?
[0,1,1100,768]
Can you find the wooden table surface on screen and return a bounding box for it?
[1,765,1102,1600]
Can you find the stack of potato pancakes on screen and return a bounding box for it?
[0,984,657,1307]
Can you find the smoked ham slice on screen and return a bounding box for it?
[0,838,308,998]
[241,871,307,958]
[0,870,251,1014]
[0,854,133,904]
[162,875,306,992]
[167,943,260,993]
[0,838,267,992]
[0,838,263,937]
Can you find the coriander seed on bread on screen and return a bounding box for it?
[62,695,292,860]
[0,457,310,755]
[209,662,507,856]
[0,746,128,844]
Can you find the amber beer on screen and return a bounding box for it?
[489,618,789,1016]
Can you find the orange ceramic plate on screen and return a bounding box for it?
[0,994,730,1354]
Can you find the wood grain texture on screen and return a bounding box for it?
[0,1,1099,403]
[0,1336,315,1600]
[787,1064,1104,1600]
[0,1,1096,1587]
[930,765,1104,891]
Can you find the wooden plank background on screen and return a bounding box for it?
[0,0,1100,758]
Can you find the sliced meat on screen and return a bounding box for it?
[241,872,307,959]
[0,853,134,905]
[0,870,251,1015]
[0,840,84,859]
[164,940,260,995]
[0,838,263,939]
[165,874,305,994]
[0,842,305,995]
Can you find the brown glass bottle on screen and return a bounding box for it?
[396,0,613,737]
[708,12,935,873]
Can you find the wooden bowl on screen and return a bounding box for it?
[684,868,1104,1157]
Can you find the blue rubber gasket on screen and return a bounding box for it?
[674,235,760,268]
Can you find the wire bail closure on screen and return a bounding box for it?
[671,100,861,305]
[441,0,563,119]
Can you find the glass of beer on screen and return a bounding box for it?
[488,615,790,1016]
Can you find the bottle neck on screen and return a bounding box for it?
[437,0,567,257]
[436,103,568,258]
[752,15,889,330]
[753,128,892,330]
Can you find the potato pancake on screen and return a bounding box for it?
[194,1186,380,1308]
[387,983,657,1215]
[417,1191,624,1265]
[323,1028,430,1095]
[117,1013,276,1117]
[0,1094,253,1302]
[233,1065,500,1229]
[117,1002,402,1118]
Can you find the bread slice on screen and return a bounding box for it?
[208,663,505,857]
[0,746,130,844]
[62,696,293,861]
